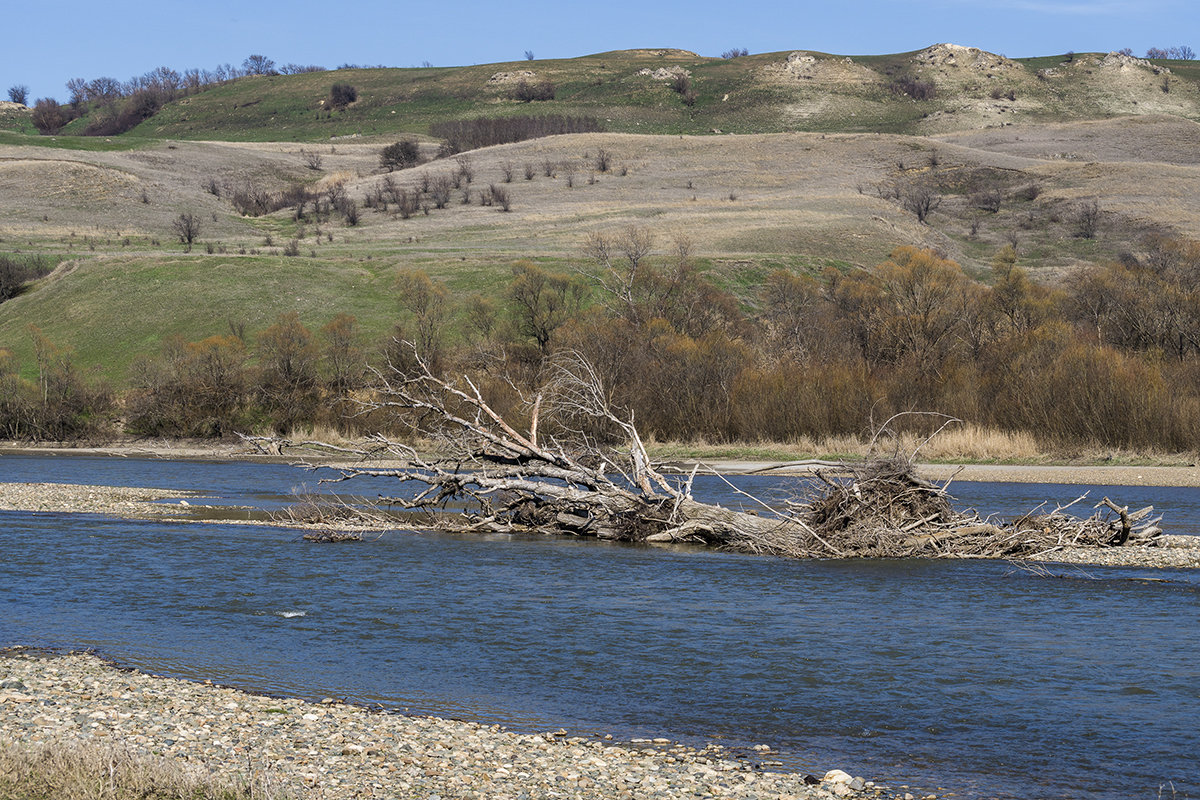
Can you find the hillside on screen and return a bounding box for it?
[138,46,1200,140]
[4,111,1200,386]
[3,44,1200,391]
[14,45,1199,144]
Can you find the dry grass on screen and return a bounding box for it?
[4,118,1200,275]
[890,425,1045,463]
[643,424,1193,466]
[0,737,288,800]
[6,116,1200,390]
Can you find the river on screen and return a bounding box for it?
[1,453,1198,799]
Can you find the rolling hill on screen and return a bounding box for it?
[2,45,1200,386]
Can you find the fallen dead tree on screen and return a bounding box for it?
[791,459,1163,558]
[251,350,1165,561]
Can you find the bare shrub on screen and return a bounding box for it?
[889,76,937,100]
[301,149,323,170]
[380,139,421,172]
[542,158,556,177]
[31,98,70,134]
[594,149,611,173]
[490,184,511,211]
[511,80,556,102]
[1017,183,1042,202]
[431,115,601,153]
[1075,200,1101,239]
[455,154,475,183]
[524,162,536,180]
[171,212,200,251]
[969,188,1002,213]
[721,48,749,59]
[328,83,357,109]
[395,188,418,219]
[228,181,310,217]
[500,161,514,183]
[430,175,453,208]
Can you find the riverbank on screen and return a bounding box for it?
[5,439,1200,486]
[0,648,902,800]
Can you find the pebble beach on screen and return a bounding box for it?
[0,649,904,800]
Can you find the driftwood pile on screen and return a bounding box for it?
[263,350,1165,561]
[791,458,1163,559]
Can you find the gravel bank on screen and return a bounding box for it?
[0,649,906,800]
[0,482,200,517]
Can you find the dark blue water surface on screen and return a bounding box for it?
[2,453,1198,799]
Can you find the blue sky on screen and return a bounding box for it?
[4,0,1196,102]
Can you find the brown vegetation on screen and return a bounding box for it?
[0,736,288,800]
[6,231,1200,454]
[429,115,602,154]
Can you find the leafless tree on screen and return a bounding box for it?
[172,212,201,251]
[1075,200,1102,239]
[242,54,276,75]
[580,227,654,322]
[901,180,942,224]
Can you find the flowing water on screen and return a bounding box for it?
[2,454,1198,799]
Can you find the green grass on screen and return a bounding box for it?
[0,253,406,384]
[0,131,152,151]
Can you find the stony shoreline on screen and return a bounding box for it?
[0,648,909,800]
[0,482,203,517]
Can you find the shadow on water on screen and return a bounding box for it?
[1,454,1198,800]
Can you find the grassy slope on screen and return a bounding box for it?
[1,254,402,381]
[5,120,1199,386]
[4,46,1200,387]
[93,48,1200,142]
